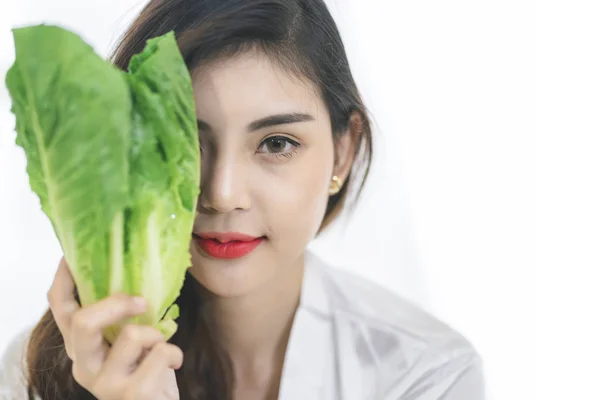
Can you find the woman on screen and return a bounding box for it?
[0,0,485,399]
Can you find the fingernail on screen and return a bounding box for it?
[132,296,146,310]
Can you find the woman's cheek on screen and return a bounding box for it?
[276,170,329,239]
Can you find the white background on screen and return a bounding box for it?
[0,0,597,399]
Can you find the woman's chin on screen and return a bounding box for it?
[187,246,274,299]
[187,267,264,299]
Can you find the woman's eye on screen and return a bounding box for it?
[257,136,300,158]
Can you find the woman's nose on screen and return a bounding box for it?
[198,155,251,214]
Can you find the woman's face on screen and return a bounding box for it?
[187,50,346,298]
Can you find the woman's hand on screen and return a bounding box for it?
[47,257,182,400]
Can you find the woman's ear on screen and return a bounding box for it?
[332,111,362,184]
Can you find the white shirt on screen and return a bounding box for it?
[0,251,486,399]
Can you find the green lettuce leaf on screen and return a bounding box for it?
[5,24,200,343]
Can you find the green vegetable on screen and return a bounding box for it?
[5,24,200,343]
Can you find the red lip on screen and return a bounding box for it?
[193,232,264,259]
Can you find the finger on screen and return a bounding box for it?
[72,294,147,344]
[132,342,183,380]
[71,294,147,378]
[102,325,165,376]
[126,343,182,400]
[47,257,79,353]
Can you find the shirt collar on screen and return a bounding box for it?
[277,250,335,400]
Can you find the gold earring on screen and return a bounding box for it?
[329,175,342,195]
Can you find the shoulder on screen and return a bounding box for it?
[0,328,33,399]
[307,252,486,399]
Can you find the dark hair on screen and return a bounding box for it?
[26,0,373,398]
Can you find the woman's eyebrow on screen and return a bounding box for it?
[196,112,315,133]
[247,112,315,132]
